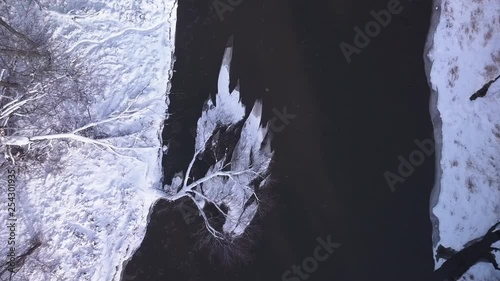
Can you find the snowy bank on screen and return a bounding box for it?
[0,0,177,280]
[426,0,500,279]
[424,0,443,249]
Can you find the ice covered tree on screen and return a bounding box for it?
[163,46,273,240]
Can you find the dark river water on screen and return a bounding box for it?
[124,0,435,280]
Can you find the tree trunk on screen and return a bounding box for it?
[0,17,36,46]
[0,81,19,88]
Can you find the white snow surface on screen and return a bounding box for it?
[0,0,177,280]
[428,0,500,279]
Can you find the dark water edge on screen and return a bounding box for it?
[424,0,443,253]
[124,0,435,281]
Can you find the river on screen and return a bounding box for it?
[124,0,435,280]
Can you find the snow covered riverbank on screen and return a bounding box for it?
[0,1,176,280]
[424,0,443,250]
[426,0,500,279]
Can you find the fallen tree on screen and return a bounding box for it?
[424,221,500,281]
[162,45,273,240]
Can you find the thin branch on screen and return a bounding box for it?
[187,193,224,239]
[167,169,253,201]
[0,48,45,58]
[183,148,201,188]
[189,189,230,220]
